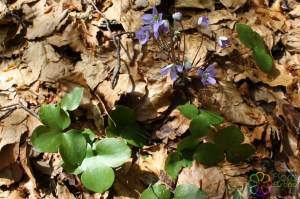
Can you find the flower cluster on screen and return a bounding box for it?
[135,6,169,44]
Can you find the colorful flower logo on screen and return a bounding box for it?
[249,172,273,197]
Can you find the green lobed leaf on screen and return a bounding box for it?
[81,129,95,142]
[95,138,131,168]
[140,184,172,199]
[199,110,223,126]
[115,125,147,147]
[178,105,199,119]
[164,152,191,179]
[59,129,87,166]
[252,32,267,50]
[226,144,255,164]
[214,125,244,150]
[253,46,273,73]
[39,104,70,130]
[174,184,208,199]
[108,106,146,147]
[194,143,225,166]
[236,24,255,49]
[31,125,62,153]
[61,161,84,174]
[60,87,84,111]
[177,135,200,154]
[189,116,211,137]
[81,165,115,193]
[109,105,136,127]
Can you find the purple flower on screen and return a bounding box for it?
[197,64,217,86]
[160,20,170,33]
[184,60,192,70]
[161,64,183,81]
[142,6,163,39]
[135,26,151,45]
[218,36,230,49]
[172,12,182,21]
[198,16,209,27]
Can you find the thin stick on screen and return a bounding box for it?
[179,21,186,63]
[87,0,121,89]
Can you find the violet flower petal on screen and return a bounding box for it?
[161,64,172,76]
[170,69,177,81]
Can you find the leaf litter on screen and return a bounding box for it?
[0,0,300,198]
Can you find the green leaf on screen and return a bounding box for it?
[81,165,115,193]
[95,138,131,168]
[109,105,136,126]
[31,125,62,152]
[81,129,95,142]
[177,135,200,154]
[253,47,273,73]
[61,161,84,174]
[214,125,244,150]
[165,152,191,179]
[226,144,255,164]
[236,24,255,49]
[252,32,267,50]
[116,125,147,147]
[108,106,146,147]
[194,143,225,166]
[59,130,87,166]
[140,184,172,199]
[178,105,199,119]
[199,110,223,126]
[189,116,211,137]
[60,87,84,111]
[39,104,70,130]
[174,184,208,199]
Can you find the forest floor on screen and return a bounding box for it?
[0,0,300,198]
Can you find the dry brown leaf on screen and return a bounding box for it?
[213,81,267,125]
[177,161,225,199]
[175,0,215,10]
[184,35,208,68]
[75,53,110,90]
[114,145,167,197]
[56,183,76,199]
[0,162,23,186]
[282,28,300,53]
[25,1,68,39]
[134,78,174,121]
[21,42,45,85]
[0,109,28,151]
[0,143,19,170]
[156,109,190,140]
[286,78,300,108]
[20,143,36,188]
[220,0,247,11]
[289,5,300,17]
[96,74,130,109]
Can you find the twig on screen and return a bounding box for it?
[0,102,39,119]
[87,0,122,89]
[7,12,27,29]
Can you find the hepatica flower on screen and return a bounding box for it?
[198,16,210,27]
[161,64,183,81]
[135,26,151,45]
[142,6,163,39]
[218,36,230,49]
[197,64,217,86]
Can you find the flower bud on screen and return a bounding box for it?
[172,12,182,21]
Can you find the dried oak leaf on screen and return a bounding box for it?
[177,161,225,199]
[282,28,300,53]
[75,53,110,90]
[213,81,266,125]
[286,78,300,108]
[175,0,215,10]
[220,0,247,11]
[47,19,86,53]
[25,1,68,39]
[0,162,23,186]
[134,78,174,121]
